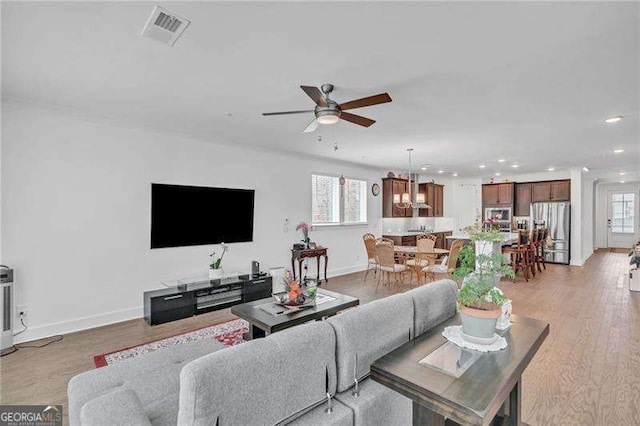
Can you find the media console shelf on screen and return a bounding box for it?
[144,275,272,325]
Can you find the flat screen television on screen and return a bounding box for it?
[151,183,254,249]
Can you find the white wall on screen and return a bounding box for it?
[580,176,595,264]
[1,100,383,342]
[594,181,640,248]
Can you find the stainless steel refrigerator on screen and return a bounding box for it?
[531,202,571,265]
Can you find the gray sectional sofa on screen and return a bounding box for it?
[68,279,459,426]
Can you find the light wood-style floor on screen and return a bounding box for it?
[1,250,637,425]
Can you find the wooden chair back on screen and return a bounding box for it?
[446,239,465,271]
[363,233,376,260]
[375,240,395,268]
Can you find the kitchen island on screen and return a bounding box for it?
[382,230,453,249]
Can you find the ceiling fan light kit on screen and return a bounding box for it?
[263,83,392,133]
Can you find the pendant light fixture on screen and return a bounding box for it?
[395,148,430,210]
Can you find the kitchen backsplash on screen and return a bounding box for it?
[381,217,455,233]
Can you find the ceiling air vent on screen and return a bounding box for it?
[142,6,190,47]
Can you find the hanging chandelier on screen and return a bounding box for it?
[394,148,430,209]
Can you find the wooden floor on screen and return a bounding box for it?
[1,249,638,425]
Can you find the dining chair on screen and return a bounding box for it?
[406,235,436,284]
[362,233,378,281]
[422,239,464,282]
[375,240,408,291]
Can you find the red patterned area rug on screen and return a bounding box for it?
[94,318,248,368]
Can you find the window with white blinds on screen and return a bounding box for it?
[311,174,367,225]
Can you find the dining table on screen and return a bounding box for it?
[394,245,450,283]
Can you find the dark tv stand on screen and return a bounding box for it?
[143,274,272,325]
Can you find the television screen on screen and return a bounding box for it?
[151,183,254,249]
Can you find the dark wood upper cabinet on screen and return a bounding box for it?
[482,183,514,206]
[550,180,571,201]
[482,184,500,205]
[515,183,532,216]
[382,178,411,218]
[417,183,444,217]
[434,184,444,217]
[531,182,551,203]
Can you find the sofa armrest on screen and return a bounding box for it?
[80,388,151,426]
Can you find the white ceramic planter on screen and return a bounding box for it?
[209,268,224,279]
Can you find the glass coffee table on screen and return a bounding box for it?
[370,314,549,426]
[231,288,359,339]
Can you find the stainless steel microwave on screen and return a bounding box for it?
[485,207,512,222]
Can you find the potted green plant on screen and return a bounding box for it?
[209,243,228,279]
[452,222,515,338]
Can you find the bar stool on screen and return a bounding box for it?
[534,228,548,272]
[503,232,530,282]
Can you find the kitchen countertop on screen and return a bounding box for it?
[382,230,453,237]
[446,232,520,245]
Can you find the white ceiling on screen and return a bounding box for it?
[2,1,639,180]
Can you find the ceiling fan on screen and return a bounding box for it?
[262,84,392,133]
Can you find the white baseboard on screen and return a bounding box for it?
[14,306,142,344]
[14,264,368,344]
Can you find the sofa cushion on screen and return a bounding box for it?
[178,321,337,426]
[335,378,411,426]
[406,279,458,337]
[68,338,224,426]
[327,293,414,393]
[80,388,151,426]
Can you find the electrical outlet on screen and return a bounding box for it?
[16,305,28,318]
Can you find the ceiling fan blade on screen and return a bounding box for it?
[340,112,376,127]
[300,85,328,107]
[303,119,319,133]
[262,110,314,116]
[339,93,392,111]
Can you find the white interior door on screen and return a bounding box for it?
[607,191,636,248]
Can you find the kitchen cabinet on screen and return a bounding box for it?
[531,180,570,202]
[382,235,416,246]
[382,178,411,218]
[531,182,551,203]
[435,231,452,249]
[550,180,571,201]
[515,183,532,216]
[418,183,444,217]
[482,183,514,206]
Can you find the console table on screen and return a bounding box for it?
[371,314,549,426]
[291,247,328,283]
[143,275,272,325]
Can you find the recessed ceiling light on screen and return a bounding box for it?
[479,165,486,169]
[582,167,589,172]
[604,116,623,123]
[619,172,626,175]
[548,167,555,171]
[613,149,624,153]
[421,167,427,170]
[620,181,626,184]
[498,159,506,163]
[511,165,519,168]
[453,173,459,177]
[495,172,501,176]
[438,170,444,174]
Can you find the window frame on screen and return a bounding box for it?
[310,172,369,227]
